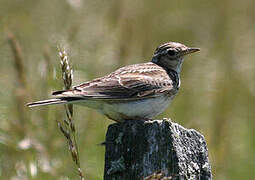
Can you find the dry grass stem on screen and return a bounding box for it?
[7,32,27,88]
[58,48,85,180]
[7,32,29,132]
[59,49,73,90]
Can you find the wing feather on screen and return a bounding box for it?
[55,63,174,100]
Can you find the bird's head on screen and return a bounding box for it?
[152,42,200,73]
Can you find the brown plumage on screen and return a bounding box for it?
[27,42,200,122]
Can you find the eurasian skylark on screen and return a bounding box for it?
[27,42,200,122]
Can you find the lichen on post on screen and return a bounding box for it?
[104,119,212,180]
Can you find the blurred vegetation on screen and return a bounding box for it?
[0,0,255,179]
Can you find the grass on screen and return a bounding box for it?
[58,48,85,179]
[1,0,255,179]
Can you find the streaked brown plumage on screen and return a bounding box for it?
[27,42,200,122]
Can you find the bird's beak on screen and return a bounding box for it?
[183,48,200,56]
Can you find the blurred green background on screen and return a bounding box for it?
[1,0,255,179]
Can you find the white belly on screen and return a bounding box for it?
[100,95,174,121]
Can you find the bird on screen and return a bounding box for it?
[27,42,200,122]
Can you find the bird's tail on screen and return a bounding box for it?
[27,90,83,108]
[26,98,69,107]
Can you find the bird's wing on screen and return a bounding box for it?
[54,63,174,100]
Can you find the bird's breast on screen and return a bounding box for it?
[100,95,175,122]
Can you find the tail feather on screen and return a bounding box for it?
[52,90,67,95]
[27,88,84,108]
[26,98,68,108]
[27,96,84,108]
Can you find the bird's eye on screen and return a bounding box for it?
[167,49,177,56]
